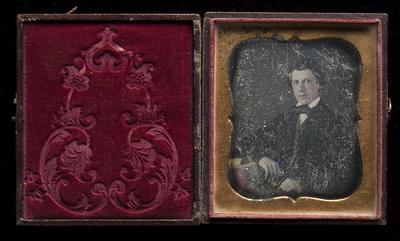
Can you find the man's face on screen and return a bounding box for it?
[291,69,321,105]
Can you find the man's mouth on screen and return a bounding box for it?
[298,94,307,98]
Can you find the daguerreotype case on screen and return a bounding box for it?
[16,12,388,225]
[16,14,201,225]
[204,12,387,223]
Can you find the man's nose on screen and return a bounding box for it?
[299,82,306,90]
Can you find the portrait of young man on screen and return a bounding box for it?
[228,38,363,200]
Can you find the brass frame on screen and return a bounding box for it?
[204,12,387,223]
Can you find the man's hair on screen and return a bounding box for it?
[289,59,325,86]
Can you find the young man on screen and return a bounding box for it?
[250,62,362,198]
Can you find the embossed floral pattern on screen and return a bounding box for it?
[60,141,94,182]
[62,65,90,92]
[52,106,96,129]
[28,27,190,216]
[127,72,146,84]
[24,170,47,200]
[126,53,155,91]
[172,183,190,201]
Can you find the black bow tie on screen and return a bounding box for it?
[294,105,311,115]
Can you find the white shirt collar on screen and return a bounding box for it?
[296,96,320,109]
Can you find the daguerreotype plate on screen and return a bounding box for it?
[204,12,387,222]
[16,14,201,225]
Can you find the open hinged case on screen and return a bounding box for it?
[16,12,388,225]
[203,12,387,223]
[16,14,201,225]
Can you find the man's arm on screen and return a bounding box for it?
[326,121,362,196]
[307,119,362,197]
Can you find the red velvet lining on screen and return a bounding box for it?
[23,23,193,219]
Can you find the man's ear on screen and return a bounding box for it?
[315,78,322,90]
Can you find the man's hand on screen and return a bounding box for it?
[279,178,302,193]
[258,157,280,180]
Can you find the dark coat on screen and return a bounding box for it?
[232,101,362,199]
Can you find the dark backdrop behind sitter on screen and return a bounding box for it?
[229,36,361,158]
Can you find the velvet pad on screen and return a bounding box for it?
[22,23,193,219]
